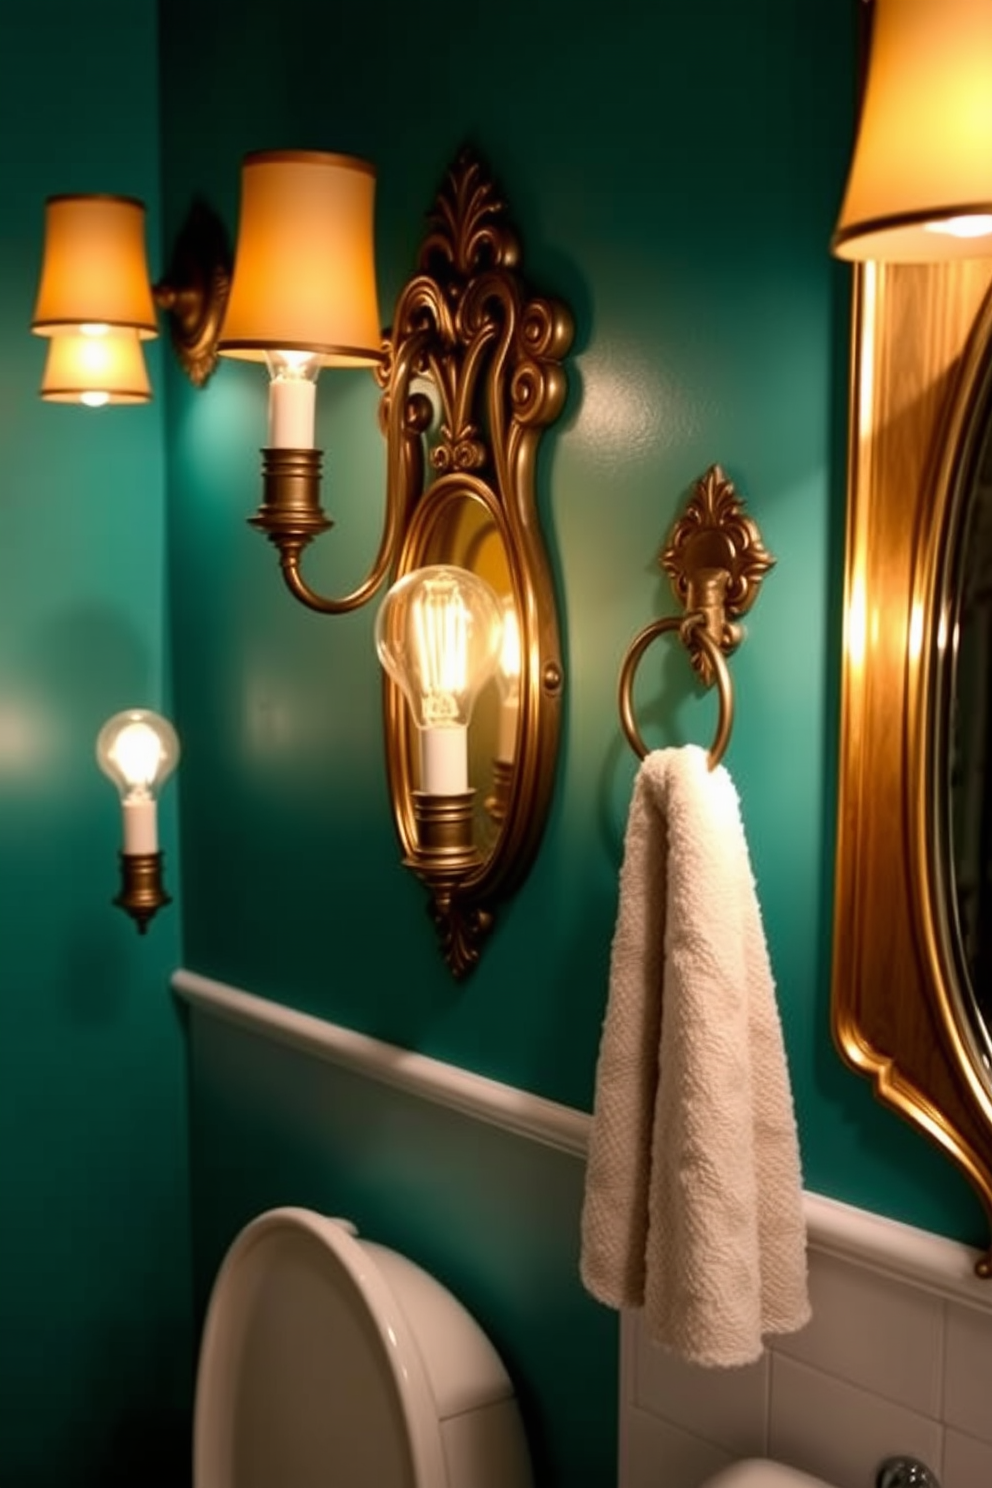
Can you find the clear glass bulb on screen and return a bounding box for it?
[265,349,322,448]
[96,709,180,854]
[375,565,502,794]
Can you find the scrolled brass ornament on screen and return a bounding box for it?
[379,150,573,975]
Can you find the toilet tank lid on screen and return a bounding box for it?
[702,1463,840,1488]
[194,1207,449,1488]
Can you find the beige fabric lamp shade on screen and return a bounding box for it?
[31,195,158,336]
[833,0,992,262]
[40,329,152,405]
[218,151,382,365]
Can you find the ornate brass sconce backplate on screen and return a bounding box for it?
[378,152,573,976]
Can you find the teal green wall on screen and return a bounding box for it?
[155,0,988,1485]
[0,7,192,1486]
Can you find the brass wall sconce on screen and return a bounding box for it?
[38,149,572,974]
[31,192,231,398]
[96,709,180,933]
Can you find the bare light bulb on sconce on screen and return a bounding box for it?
[96,708,180,934]
[375,565,503,797]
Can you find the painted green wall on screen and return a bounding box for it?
[157,0,988,1483]
[0,7,192,1486]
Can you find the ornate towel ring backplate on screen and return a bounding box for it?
[617,465,775,769]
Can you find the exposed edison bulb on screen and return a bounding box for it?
[265,348,322,448]
[96,709,180,854]
[375,565,503,794]
[495,597,521,764]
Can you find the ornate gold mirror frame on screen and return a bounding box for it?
[832,257,992,1275]
[377,153,572,976]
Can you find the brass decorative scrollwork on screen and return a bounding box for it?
[380,150,573,976]
[660,464,775,684]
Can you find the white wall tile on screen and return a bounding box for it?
[634,1322,769,1458]
[768,1356,944,1488]
[619,1212,992,1488]
[623,1405,734,1488]
[943,1302,992,1446]
[942,1428,992,1488]
[773,1251,944,1416]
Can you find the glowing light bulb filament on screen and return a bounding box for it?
[414,588,468,726]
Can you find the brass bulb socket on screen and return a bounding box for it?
[250,447,330,545]
[114,850,171,935]
[409,791,480,873]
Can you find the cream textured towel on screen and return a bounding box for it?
[580,745,810,1367]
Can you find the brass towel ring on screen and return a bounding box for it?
[617,465,775,774]
[618,614,734,771]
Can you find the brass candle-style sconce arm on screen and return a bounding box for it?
[619,465,774,769]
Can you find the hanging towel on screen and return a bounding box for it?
[580,745,810,1367]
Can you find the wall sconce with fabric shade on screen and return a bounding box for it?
[40,328,151,406]
[214,151,385,595]
[833,0,992,262]
[32,194,159,335]
[96,709,180,933]
[31,191,232,389]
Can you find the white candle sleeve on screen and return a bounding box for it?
[268,378,317,448]
[496,697,519,764]
[420,725,468,795]
[122,797,158,854]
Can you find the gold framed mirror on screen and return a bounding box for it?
[376,152,573,977]
[832,257,992,1276]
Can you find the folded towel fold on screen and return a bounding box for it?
[580,745,810,1367]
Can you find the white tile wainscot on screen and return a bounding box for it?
[172,971,992,1488]
[622,1199,992,1488]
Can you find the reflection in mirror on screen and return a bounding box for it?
[946,385,992,1074]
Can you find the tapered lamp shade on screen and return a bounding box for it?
[40,329,152,405]
[833,0,992,262]
[217,151,382,366]
[31,195,158,336]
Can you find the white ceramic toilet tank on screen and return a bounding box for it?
[702,1463,840,1488]
[193,1207,533,1488]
